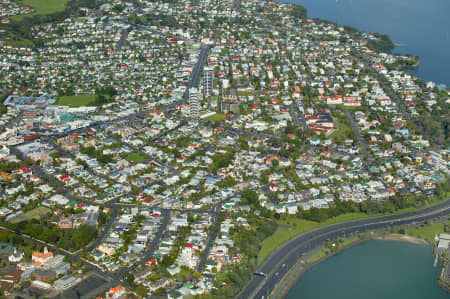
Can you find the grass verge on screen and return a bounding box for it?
[258,213,368,265]
[258,197,446,265]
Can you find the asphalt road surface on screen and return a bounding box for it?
[237,198,450,299]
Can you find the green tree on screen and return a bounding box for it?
[193,271,201,279]
[136,285,148,297]
[125,273,134,285]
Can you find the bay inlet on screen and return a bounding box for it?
[284,0,450,87]
[286,240,448,299]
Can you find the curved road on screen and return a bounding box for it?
[237,199,450,299]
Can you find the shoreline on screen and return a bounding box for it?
[374,233,430,245]
[281,0,449,87]
[274,238,364,299]
[274,234,447,298]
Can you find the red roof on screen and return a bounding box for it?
[19,167,31,173]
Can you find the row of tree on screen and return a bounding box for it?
[80,146,113,165]
[208,219,277,298]
[298,179,449,223]
[7,218,96,251]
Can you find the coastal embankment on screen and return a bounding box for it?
[375,233,429,245]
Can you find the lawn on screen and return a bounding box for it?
[56,95,96,107]
[258,213,369,265]
[405,222,448,244]
[12,0,70,21]
[126,152,147,163]
[9,206,52,224]
[203,113,225,122]
[259,218,319,265]
[237,91,255,97]
[330,113,355,142]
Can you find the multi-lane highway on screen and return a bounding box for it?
[237,198,450,299]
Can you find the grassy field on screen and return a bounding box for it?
[237,91,255,97]
[12,0,70,21]
[405,222,448,244]
[1,33,34,47]
[203,113,225,122]
[56,95,96,107]
[330,113,355,142]
[126,152,147,163]
[258,213,369,265]
[9,206,52,224]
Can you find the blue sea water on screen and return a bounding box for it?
[284,0,450,87]
[286,240,448,299]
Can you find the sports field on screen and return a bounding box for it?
[56,95,96,107]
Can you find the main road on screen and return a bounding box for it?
[237,198,450,299]
[183,45,212,101]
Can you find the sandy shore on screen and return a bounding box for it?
[376,233,429,245]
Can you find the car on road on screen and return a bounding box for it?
[254,272,266,277]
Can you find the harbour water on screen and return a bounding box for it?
[284,0,450,87]
[286,240,448,299]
